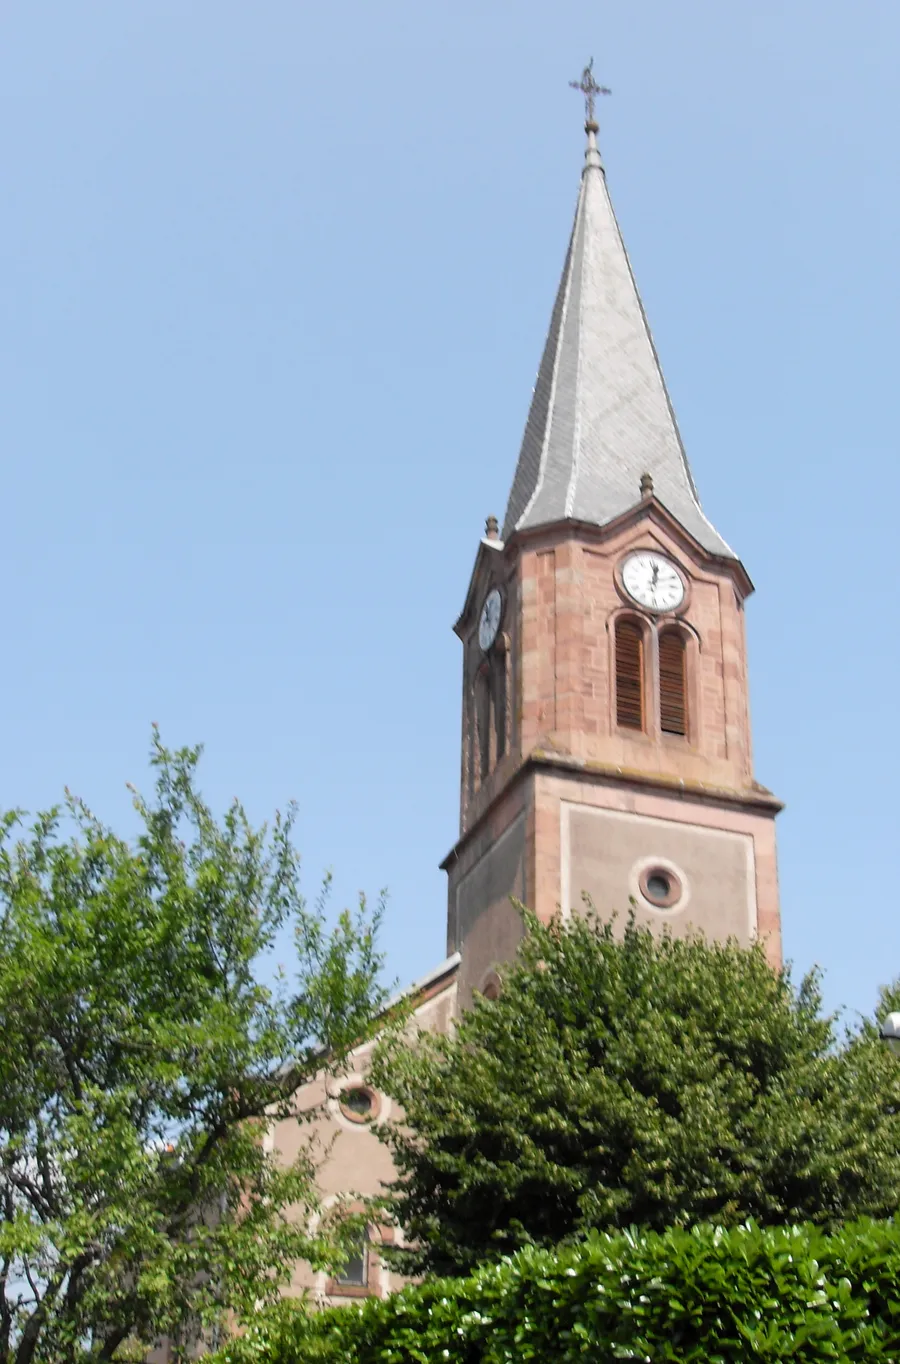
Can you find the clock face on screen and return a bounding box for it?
[478,588,503,651]
[621,552,685,612]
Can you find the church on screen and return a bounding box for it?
[275,72,783,1304]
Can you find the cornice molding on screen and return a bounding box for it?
[441,749,782,870]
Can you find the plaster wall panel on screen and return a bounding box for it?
[450,810,527,1004]
[273,977,459,1304]
[561,801,755,945]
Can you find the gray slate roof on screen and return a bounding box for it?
[502,131,734,559]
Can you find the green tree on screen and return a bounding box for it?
[0,732,386,1362]
[372,910,900,1277]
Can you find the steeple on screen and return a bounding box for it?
[503,85,733,560]
[443,74,781,1007]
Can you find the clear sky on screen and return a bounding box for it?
[1,1,897,1024]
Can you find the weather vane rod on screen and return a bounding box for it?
[569,57,611,127]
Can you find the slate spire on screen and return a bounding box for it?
[502,111,733,559]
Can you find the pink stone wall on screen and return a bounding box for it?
[448,507,782,989]
[515,515,756,790]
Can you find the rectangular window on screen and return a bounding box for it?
[334,1234,368,1291]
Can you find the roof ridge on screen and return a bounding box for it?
[515,180,581,532]
[605,167,700,510]
[564,135,600,518]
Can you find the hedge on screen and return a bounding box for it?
[212,1217,900,1363]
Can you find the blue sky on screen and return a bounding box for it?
[1,0,896,1024]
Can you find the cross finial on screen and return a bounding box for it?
[569,57,611,129]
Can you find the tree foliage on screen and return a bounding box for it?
[212,1217,900,1364]
[372,910,900,1276]
[0,733,386,1362]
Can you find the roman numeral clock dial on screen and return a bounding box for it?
[621,552,685,612]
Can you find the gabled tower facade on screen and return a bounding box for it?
[443,113,782,1003]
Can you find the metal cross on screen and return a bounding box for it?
[569,58,611,125]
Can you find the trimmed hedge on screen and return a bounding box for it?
[213,1217,900,1362]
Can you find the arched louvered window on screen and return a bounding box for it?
[615,619,644,730]
[475,665,492,781]
[659,629,688,736]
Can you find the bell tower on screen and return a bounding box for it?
[442,80,782,1003]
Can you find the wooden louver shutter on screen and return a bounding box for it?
[659,629,688,736]
[615,620,644,730]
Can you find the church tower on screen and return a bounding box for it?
[442,81,782,1003]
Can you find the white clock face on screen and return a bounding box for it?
[478,588,502,651]
[621,553,685,612]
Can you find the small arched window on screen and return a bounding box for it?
[615,619,645,731]
[659,629,688,736]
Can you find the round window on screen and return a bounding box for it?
[479,970,502,1001]
[338,1085,380,1123]
[639,865,683,910]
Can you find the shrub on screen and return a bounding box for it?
[212,1216,900,1363]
